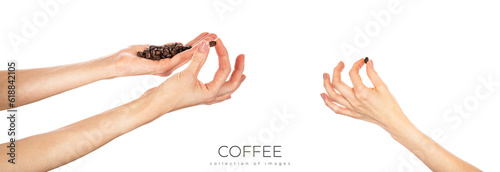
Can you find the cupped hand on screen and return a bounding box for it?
[108,32,217,77]
[320,59,410,132]
[144,36,246,115]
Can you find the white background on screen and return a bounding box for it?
[1,0,500,171]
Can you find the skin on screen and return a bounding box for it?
[0,32,214,110]
[320,58,481,172]
[0,33,246,171]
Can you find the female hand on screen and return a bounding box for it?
[320,59,481,171]
[142,36,246,116]
[0,34,245,172]
[108,32,217,77]
[320,58,410,133]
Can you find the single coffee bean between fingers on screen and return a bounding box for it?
[209,41,216,47]
[137,41,217,60]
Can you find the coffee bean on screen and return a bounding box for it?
[364,57,369,64]
[137,52,144,57]
[154,50,161,56]
[209,41,216,47]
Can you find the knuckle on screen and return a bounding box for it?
[323,101,329,107]
[350,101,361,108]
[331,106,341,114]
[332,77,341,85]
[348,69,356,76]
[334,69,342,75]
[355,90,368,100]
[354,86,363,91]
[205,95,217,103]
[220,64,231,73]
[378,83,388,89]
[209,90,220,98]
[192,54,204,63]
[331,94,342,102]
[222,94,232,100]
[229,81,239,91]
[323,79,330,87]
[323,98,332,106]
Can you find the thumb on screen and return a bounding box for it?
[186,40,210,76]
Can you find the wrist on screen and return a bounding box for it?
[383,115,424,145]
[102,94,167,135]
[128,91,176,123]
[89,56,120,80]
[378,112,418,141]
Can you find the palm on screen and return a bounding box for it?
[110,32,214,77]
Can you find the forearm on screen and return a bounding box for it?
[0,94,164,171]
[388,116,480,172]
[0,57,116,110]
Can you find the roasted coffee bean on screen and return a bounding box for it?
[209,41,216,47]
[137,52,144,57]
[364,57,369,64]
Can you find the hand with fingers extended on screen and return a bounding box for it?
[142,36,246,116]
[108,32,217,77]
[320,58,408,131]
[320,58,480,172]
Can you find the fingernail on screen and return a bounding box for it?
[368,60,374,68]
[320,93,326,100]
[323,73,327,80]
[241,75,246,82]
[199,41,208,53]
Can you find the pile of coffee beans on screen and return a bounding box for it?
[137,43,192,60]
[137,41,217,60]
